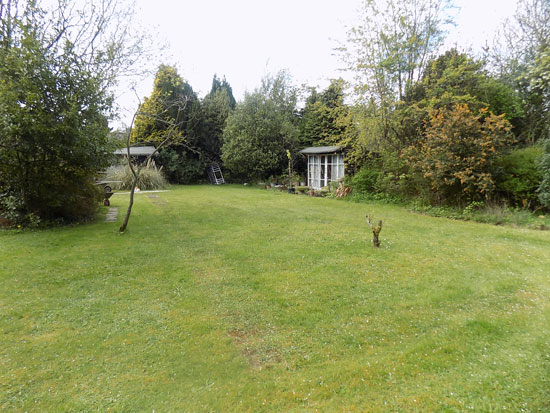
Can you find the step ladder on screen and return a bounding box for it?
[207,163,225,185]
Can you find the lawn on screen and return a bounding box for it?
[1,185,549,411]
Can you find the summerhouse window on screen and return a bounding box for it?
[306,153,344,189]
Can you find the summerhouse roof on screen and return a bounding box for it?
[113,146,157,156]
[299,145,343,154]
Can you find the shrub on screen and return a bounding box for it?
[157,146,205,184]
[495,146,543,208]
[0,180,104,228]
[375,151,422,200]
[0,2,115,227]
[350,164,379,193]
[538,140,550,209]
[105,165,168,190]
[404,104,514,204]
[0,191,40,228]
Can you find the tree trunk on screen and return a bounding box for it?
[119,175,138,232]
[119,111,139,233]
[366,215,383,247]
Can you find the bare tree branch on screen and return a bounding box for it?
[119,91,189,233]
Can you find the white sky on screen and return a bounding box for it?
[113,0,519,127]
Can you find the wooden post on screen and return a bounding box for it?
[366,215,382,247]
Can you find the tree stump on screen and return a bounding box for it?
[366,215,382,247]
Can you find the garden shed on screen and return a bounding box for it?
[113,146,157,164]
[300,145,345,189]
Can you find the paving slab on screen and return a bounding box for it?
[104,207,119,222]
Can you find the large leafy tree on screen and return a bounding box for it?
[221,71,299,181]
[300,79,351,147]
[0,0,147,226]
[396,50,523,146]
[299,79,364,171]
[363,50,523,203]
[490,0,550,144]
[404,104,514,204]
[339,0,453,150]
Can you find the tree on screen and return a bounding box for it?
[397,49,523,146]
[221,71,299,181]
[338,0,453,150]
[131,65,204,183]
[489,0,550,144]
[404,104,514,204]
[221,93,286,181]
[300,79,351,147]
[208,74,236,109]
[119,108,184,233]
[131,65,199,145]
[0,0,149,226]
[199,75,236,163]
[520,49,550,142]
[299,79,365,172]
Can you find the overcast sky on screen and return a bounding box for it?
[113,0,519,127]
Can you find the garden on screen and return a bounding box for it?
[1,0,550,409]
[1,185,549,411]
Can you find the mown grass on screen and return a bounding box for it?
[1,185,549,411]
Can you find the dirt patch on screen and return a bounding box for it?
[515,289,540,304]
[228,328,281,370]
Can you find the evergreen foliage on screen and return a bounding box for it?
[0,1,124,226]
[130,65,206,183]
[199,75,236,163]
[131,65,199,146]
[131,69,237,183]
[300,79,352,147]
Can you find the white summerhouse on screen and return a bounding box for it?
[300,145,345,189]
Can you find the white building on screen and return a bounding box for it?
[300,145,345,189]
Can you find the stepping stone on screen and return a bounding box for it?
[104,207,119,222]
[148,194,167,206]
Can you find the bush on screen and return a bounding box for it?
[0,2,115,227]
[0,180,104,228]
[350,164,379,193]
[495,146,543,208]
[538,140,550,209]
[0,191,40,228]
[105,165,168,190]
[404,104,514,204]
[375,151,422,200]
[157,146,205,184]
[59,181,104,222]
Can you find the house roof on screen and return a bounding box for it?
[114,146,157,156]
[299,145,343,154]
